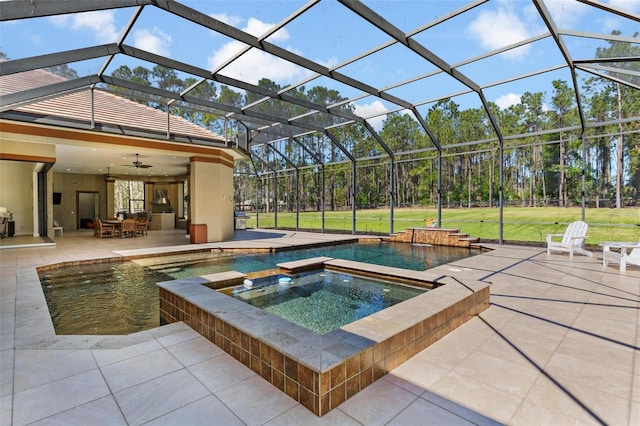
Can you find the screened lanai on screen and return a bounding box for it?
[1,0,639,242]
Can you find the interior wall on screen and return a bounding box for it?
[0,160,35,236]
[52,172,106,231]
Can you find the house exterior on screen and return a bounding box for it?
[0,66,243,242]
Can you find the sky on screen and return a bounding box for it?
[2,0,639,130]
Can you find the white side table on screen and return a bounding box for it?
[53,226,63,237]
[600,241,635,267]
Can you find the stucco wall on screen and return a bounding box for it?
[190,157,234,242]
[0,160,35,236]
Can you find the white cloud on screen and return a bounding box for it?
[245,17,289,42]
[602,17,622,33]
[495,93,521,109]
[468,7,531,59]
[208,18,310,84]
[211,44,311,83]
[133,27,172,56]
[354,100,388,131]
[209,12,243,27]
[321,57,340,69]
[543,0,590,28]
[49,10,118,42]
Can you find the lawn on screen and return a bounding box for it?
[246,207,640,246]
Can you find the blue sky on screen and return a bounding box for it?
[2,0,639,129]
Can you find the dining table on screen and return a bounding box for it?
[103,219,122,236]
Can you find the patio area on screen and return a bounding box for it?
[1,229,638,425]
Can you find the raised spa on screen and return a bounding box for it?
[220,270,427,334]
[158,256,490,417]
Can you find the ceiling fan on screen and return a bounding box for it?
[104,167,118,179]
[124,153,153,169]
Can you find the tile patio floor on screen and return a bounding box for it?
[1,229,638,425]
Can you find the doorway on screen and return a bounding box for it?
[77,191,99,229]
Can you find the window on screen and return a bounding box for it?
[114,180,145,214]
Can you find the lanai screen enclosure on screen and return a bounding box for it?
[1,0,638,242]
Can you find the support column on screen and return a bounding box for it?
[190,152,235,242]
[106,179,115,217]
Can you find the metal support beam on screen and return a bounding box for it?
[362,121,395,235]
[325,130,357,235]
[247,153,262,228]
[251,149,279,227]
[411,107,443,225]
[438,151,443,227]
[292,137,325,232]
[0,75,101,111]
[0,0,151,21]
[575,1,640,22]
[0,44,121,76]
[98,6,144,78]
[266,143,300,231]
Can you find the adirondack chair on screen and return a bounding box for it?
[546,220,592,258]
[603,241,640,272]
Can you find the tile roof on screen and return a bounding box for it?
[0,67,224,142]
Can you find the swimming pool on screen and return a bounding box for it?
[140,241,476,277]
[39,242,478,335]
[221,270,427,334]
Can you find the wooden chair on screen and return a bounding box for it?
[0,217,7,239]
[120,218,137,238]
[95,218,115,238]
[136,218,148,237]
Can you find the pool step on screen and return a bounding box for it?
[459,237,480,243]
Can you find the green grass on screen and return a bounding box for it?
[246,207,640,246]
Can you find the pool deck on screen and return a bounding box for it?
[1,229,639,425]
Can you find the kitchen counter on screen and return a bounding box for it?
[148,213,175,230]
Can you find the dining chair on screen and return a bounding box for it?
[120,218,137,238]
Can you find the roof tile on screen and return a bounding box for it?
[1,67,224,142]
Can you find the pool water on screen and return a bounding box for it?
[40,262,169,335]
[39,242,477,335]
[221,270,427,334]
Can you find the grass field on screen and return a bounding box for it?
[245,207,640,246]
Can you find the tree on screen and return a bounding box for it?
[111,65,152,105]
[593,31,640,207]
[550,80,578,207]
[520,92,547,206]
[380,113,425,206]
